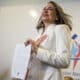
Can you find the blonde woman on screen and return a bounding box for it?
[25,1,72,80]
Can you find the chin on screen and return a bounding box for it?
[42,18,49,22]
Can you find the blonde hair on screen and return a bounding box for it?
[36,1,72,32]
[64,76,73,80]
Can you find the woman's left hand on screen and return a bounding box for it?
[31,35,47,54]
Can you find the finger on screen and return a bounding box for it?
[40,35,47,41]
[36,35,47,44]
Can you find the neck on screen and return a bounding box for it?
[43,22,53,29]
[44,23,49,28]
[43,22,50,28]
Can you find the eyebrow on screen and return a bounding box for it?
[43,6,55,9]
[43,6,56,10]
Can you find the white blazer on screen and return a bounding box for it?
[28,24,71,80]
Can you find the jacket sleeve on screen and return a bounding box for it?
[36,25,71,68]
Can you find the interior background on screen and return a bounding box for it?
[0,0,80,80]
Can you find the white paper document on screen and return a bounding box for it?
[11,44,31,80]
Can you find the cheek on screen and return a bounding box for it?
[49,12,57,20]
[41,10,44,16]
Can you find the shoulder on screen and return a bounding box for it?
[55,24,69,30]
[55,24,70,33]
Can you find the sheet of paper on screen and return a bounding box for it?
[11,44,31,80]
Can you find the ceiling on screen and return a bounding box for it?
[0,0,80,6]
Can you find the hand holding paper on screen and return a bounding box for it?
[24,35,47,54]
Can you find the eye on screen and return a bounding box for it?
[43,7,47,10]
[47,7,55,11]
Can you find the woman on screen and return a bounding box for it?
[24,1,72,80]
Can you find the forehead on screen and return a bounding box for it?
[44,3,55,8]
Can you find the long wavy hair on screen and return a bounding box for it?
[36,1,72,32]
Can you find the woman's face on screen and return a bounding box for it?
[41,3,57,23]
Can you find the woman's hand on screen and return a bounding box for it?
[31,35,47,54]
[24,35,47,54]
[24,39,38,54]
[36,35,47,46]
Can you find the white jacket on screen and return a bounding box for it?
[28,24,71,80]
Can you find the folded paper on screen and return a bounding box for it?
[11,44,31,80]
